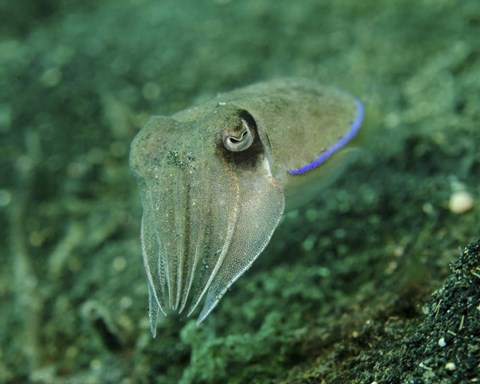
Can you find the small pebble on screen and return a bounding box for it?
[445,362,456,371]
[448,191,474,214]
[438,337,446,347]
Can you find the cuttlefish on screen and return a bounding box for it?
[130,78,364,336]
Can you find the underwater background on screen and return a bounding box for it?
[1,0,479,383]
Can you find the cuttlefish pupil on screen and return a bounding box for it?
[223,118,255,152]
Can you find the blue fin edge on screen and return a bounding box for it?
[288,97,364,175]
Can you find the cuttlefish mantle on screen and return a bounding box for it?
[129,78,364,336]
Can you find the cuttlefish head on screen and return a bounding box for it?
[130,103,285,334]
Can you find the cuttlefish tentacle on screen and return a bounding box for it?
[177,170,208,314]
[140,181,168,337]
[178,214,205,314]
[155,161,177,309]
[130,78,364,334]
[187,158,241,317]
[198,155,284,322]
[176,168,200,314]
[171,167,187,310]
[142,181,167,313]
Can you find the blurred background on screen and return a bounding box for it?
[0,0,479,383]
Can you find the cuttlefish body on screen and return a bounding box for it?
[130,78,363,335]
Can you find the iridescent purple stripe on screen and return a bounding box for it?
[288,97,364,175]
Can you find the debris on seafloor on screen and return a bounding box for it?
[402,240,480,383]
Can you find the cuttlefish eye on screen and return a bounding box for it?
[223,117,255,152]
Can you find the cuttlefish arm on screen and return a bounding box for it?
[129,78,363,335]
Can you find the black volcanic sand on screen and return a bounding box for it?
[0,1,479,383]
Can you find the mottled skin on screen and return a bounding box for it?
[129,78,362,335]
